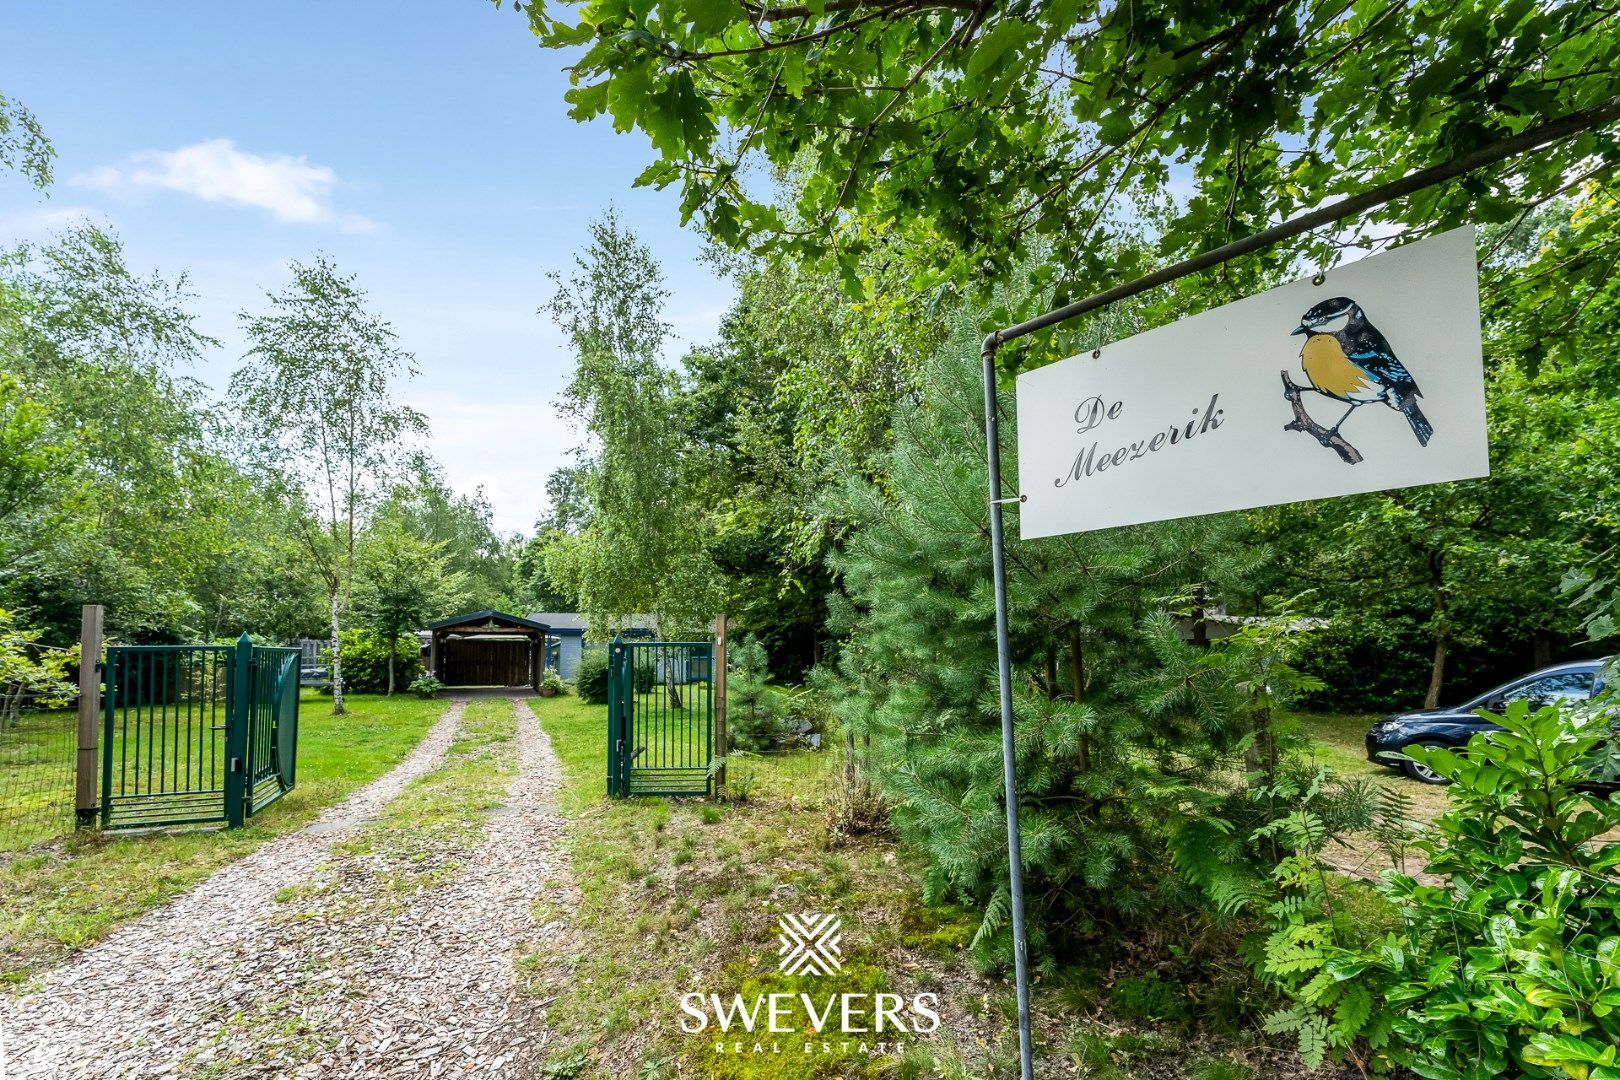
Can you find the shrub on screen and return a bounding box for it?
[1368,700,1620,1077]
[1231,699,1620,1074]
[1110,973,1194,1027]
[576,643,658,703]
[0,609,75,728]
[408,674,444,699]
[323,628,424,694]
[775,681,838,746]
[576,646,610,704]
[1288,615,1433,713]
[714,751,759,802]
[540,671,566,694]
[725,635,784,750]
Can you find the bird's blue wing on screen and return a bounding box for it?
[1347,339,1418,391]
[1349,349,1411,381]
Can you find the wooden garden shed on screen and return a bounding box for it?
[426,611,550,691]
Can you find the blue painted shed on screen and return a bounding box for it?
[528,612,655,681]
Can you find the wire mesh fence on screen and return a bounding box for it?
[0,697,78,852]
[724,740,874,814]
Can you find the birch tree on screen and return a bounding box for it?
[232,256,424,714]
[542,210,724,642]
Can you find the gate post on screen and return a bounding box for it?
[75,605,105,828]
[224,632,252,828]
[607,635,625,798]
[712,615,728,797]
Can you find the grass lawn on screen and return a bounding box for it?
[524,693,1015,1080]
[0,689,448,984]
[524,695,1301,1080]
[1292,712,1380,774]
[1290,710,1452,825]
[0,707,79,852]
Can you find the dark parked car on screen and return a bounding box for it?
[1365,659,1608,784]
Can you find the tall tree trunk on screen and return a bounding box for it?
[1533,630,1552,670]
[1425,568,1448,709]
[1425,628,1448,710]
[1044,645,1059,699]
[845,727,858,791]
[665,656,682,709]
[387,637,396,696]
[1244,703,1277,788]
[329,592,346,715]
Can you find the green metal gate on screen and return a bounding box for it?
[606,637,714,797]
[101,633,301,830]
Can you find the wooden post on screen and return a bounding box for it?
[74,604,104,827]
[713,614,728,796]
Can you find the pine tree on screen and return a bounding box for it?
[724,634,780,750]
[825,304,1260,964]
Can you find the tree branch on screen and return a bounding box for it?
[834,16,975,208]
[745,0,975,19]
[1281,370,1363,464]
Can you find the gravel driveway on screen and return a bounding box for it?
[0,698,569,1079]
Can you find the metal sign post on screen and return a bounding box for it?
[981,344,1033,1077]
[976,95,1619,1080]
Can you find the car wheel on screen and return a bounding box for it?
[1401,742,1456,785]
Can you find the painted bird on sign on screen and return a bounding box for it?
[1293,296,1434,447]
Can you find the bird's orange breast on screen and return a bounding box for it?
[1301,334,1375,401]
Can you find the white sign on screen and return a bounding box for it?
[1016,227,1489,539]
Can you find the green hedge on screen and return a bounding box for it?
[575,644,655,704]
[324,629,424,694]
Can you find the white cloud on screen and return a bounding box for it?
[0,204,109,239]
[406,390,568,535]
[72,138,377,232]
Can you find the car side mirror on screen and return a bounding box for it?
[1481,696,1506,714]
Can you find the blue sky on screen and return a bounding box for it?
[0,1,732,533]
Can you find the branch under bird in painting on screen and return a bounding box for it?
[1280,370,1364,464]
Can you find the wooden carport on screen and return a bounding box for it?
[426,611,551,691]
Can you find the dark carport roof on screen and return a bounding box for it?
[426,610,551,633]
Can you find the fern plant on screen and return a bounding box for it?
[1170,763,1397,1070]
